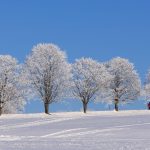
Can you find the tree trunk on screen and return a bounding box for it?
[0,107,2,116]
[83,102,87,113]
[44,103,49,114]
[115,103,118,111]
[114,98,119,111]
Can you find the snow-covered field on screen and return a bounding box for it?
[1,110,150,150]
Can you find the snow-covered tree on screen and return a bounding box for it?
[0,55,25,115]
[105,57,141,111]
[143,70,150,101]
[71,58,111,113]
[25,43,71,114]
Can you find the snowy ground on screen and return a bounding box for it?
[1,110,150,150]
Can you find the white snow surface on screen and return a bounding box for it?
[1,110,150,150]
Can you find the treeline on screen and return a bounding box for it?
[0,43,149,115]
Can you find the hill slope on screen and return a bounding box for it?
[1,110,150,150]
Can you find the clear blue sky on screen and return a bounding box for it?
[0,0,150,112]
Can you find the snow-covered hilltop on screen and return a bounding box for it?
[1,110,150,150]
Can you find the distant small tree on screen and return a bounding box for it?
[0,55,25,115]
[143,70,150,103]
[105,57,141,111]
[25,43,71,114]
[71,58,111,113]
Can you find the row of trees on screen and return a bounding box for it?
[0,43,149,115]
